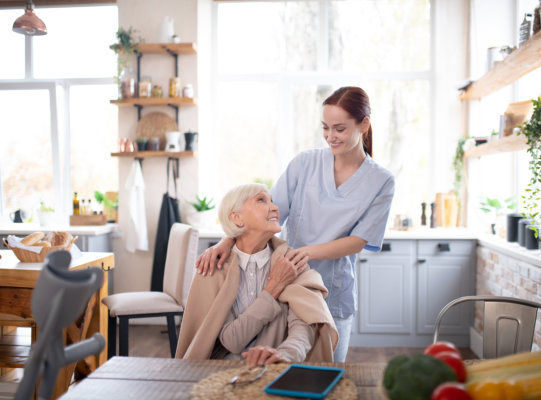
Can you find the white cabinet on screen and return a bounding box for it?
[351,239,475,347]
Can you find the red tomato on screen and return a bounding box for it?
[433,351,467,382]
[424,341,462,358]
[431,382,472,400]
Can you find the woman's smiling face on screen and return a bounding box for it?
[322,104,368,155]
[234,190,281,237]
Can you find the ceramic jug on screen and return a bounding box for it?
[159,16,174,43]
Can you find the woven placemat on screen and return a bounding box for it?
[135,111,178,139]
[190,363,357,400]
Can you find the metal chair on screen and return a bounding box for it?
[102,223,198,357]
[15,250,105,400]
[433,295,541,359]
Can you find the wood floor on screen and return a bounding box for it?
[128,324,477,362]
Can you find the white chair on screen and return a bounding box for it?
[433,295,541,359]
[102,223,198,357]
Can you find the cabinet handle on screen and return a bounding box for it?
[437,243,450,252]
[381,243,392,252]
[359,259,368,263]
[417,259,426,264]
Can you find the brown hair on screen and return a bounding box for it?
[323,86,373,157]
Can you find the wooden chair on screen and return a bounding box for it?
[433,295,541,359]
[102,223,198,358]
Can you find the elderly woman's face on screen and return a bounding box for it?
[235,191,280,236]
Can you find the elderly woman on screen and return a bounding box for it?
[175,183,337,365]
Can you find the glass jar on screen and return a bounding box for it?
[182,84,194,99]
[169,77,181,97]
[120,68,136,99]
[139,76,152,98]
[152,84,163,98]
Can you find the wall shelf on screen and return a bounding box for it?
[459,30,541,101]
[464,134,527,159]
[111,151,195,159]
[138,43,197,55]
[110,97,196,107]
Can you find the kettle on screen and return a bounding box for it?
[10,209,25,223]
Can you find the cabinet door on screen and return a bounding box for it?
[416,255,474,335]
[357,255,413,334]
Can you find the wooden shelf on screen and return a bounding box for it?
[459,31,541,101]
[110,42,197,55]
[110,97,196,107]
[111,151,196,159]
[464,134,527,159]
[138,42,197,55]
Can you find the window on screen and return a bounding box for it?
[206,0,432,221]
[0,5,118,220]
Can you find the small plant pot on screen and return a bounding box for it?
[525,225,540,250]
[506,213,522,242]
[136,141,148,151]
[518,219,528,247]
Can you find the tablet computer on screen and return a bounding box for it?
[264,364,344,399]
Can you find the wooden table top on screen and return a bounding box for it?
[59,357,387,400]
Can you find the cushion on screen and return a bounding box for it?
[102,292,183,317]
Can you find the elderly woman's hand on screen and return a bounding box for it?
[242,346,285,367]
[285,248,311,272]
[195,237,234,276]
[264,254,306,299]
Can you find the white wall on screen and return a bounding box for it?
[113,0,199,294]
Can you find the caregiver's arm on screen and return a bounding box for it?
[290,236,367,264]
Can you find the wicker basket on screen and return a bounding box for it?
[2,237,78,263]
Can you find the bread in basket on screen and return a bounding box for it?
[3,232,78,263]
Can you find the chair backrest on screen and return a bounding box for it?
[433,295,541,359]
[15,250,104,400]
[163,223,199,306]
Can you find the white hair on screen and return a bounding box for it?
[219,183,269,238]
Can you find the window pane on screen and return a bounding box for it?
[0,90,53,217]
[365,80,430,217]
[217,2,318,73]
[215,82,279,195]
[329,0,430,71]
[33,6,117,78]
[70,84,118,201]
[0,10,25,79]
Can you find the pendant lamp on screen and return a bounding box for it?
[13,0,47,36]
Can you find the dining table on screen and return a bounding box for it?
[0,249,114,399]
[59,356,387,399]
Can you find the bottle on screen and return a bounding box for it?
[81,199,86,216]
[88,199,94,215]
[73,192,80,215]
[519,13,532,46]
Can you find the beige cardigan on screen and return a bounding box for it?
[175,236,338,362]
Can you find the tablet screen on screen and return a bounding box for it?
[265,365,343,397]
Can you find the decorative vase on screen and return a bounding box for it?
[184,131,197,151]
[506,213,522,242]
[525,225,540,250]
[518,219,528,247]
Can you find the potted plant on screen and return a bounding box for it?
[480,196,516,235]
[94,191,119,222]
[38,201,54,227]
[186,196,216,228]
[518,97,541,247]
[110,27,143,99]
[184,131,197,151]
[135,137,148,151]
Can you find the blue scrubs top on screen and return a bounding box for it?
[271,148,395,318]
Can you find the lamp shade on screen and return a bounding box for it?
[12,1,47,36]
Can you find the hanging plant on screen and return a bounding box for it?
[518,97,541,237]
[110,27,143,96]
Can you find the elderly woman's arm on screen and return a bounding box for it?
[219,291,282,354]
[242,308,315,366]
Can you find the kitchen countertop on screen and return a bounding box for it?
[0,222,118,236]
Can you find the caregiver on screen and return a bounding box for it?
[196,86,395,362]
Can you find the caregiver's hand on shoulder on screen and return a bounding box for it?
[264,255,300,299]
[195,237,233,276]
[242,346,285,367]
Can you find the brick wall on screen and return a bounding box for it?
[476,246,541,351]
